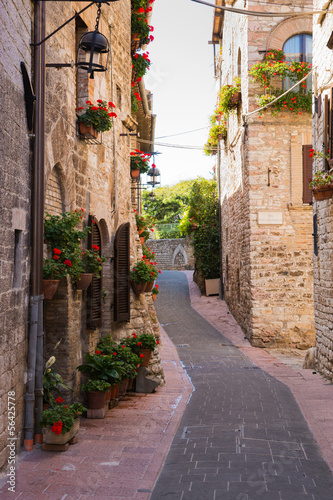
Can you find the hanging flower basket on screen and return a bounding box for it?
[312,186,333,201]
[145,281,154,293]
[78,122,99,139]
[229,91,242,108]
[131,281,147,295]
[42,279,60,300]
[131,33,141,54]
[131,169,140,179]
[152,293,157,301]
[76,273,93,290]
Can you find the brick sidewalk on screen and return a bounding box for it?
[183,271,333,473]
[0,328,192,500]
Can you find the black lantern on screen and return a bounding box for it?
[147,167,161,186]
[77,31,109,78]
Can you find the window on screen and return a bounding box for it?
[283,33,312,92]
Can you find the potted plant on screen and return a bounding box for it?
[130,260,153,294]
[130,150,151,177]
[135,213,146,234]
[310,169,333,200]
[142,244,155,264]
[42,256,69,299]
[131,11,151,48]
[145,263,158,292]
[124,332,158,367]
[81,379,111,409]
[132,52,151,79]
[78,246,106,289]
[217,77,241,117]
[40,401,86,445]
[151,284,159,301]
[77,99,117,137]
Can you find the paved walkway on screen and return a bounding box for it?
[151,271,333,500]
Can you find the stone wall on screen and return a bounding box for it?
[146,237,194,270]
[312,2,333,381]
[218,0,315,348]
[0,0,32,472]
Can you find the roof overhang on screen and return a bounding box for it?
[211,0,224,44]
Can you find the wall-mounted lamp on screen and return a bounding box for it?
[147,166,161,186]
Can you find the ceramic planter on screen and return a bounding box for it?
[76,273,93,290]
[152,294,157,301]
[131,281,147,295]
[312,186,333,201]
[145,281,154,293]
[229,91,241,108]
[119,378,129,396]
[43,418,79,445]
[79,122,99,139]
[42,279,59,300]
[139,236,145,245]
[131,169,140,179]
[86,391,107,409]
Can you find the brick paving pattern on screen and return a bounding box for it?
[151,271,333,500]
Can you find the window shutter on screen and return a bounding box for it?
[324,94,330,170]
[303,145,313,204]
[330,86,333,167]
[114,223,130,322]
[87,215,103,328]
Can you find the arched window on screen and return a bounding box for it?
[283,33,312,91]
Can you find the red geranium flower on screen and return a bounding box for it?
[55,397,64,403]
[96,350,101,354]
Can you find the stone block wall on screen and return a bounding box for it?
[146,238,194,270]
[218,0,315,348]
[0,0,32,472]
[312,2,333,381]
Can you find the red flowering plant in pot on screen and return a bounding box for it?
[77,99,117,136]
[132,52,151,79]
[130,150,151,177]
[151,284,159,301]
[309,168,333,201]
[130,260,153,294]
[40,400,86,445]
[124,332,158,367]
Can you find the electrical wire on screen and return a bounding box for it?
[155,126,208,139]
[191,0,332,18]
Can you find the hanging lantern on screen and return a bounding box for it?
[147,166,161,186]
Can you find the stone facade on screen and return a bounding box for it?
[0,0,162,472]
[216,0,315,347]
[312,1,333,381]
[147,237,195,270]
[0,0,32,472]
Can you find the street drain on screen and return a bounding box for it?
[176,344,190,347]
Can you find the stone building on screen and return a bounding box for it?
[211,0,315,348]
[311,3,333,381]
[0,0,161,472]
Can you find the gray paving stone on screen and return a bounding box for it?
[150,272,333,500]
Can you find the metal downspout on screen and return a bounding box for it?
[217,138,224,299]
[24,0,45,451]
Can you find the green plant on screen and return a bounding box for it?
[216,76,241,118]
[81,379,111,392]
[124,332,158,353]
[77,100,117,132]
[141,229,151,241]
[131,11,150,43]
[204,115,227,156]
[148,263,158,281]
[142,244,155,261]
[130,151,151,173]
[152,285,159,295]
[81,248,106,278]
[131,87,139,113]
[108,343,140,380]
[77,353,121,384]
[132,52,151,78]
[43,355,73,406]
[44,210,89,255]
[40,402,86,435]
[130,260,152,283]
[135,213,146,230]
[42,257,69,280]
[309,170,333,189]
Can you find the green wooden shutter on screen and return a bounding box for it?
[114,223,130,322]
[87,215,103,328]
[303,145,313,205]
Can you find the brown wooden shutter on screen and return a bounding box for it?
[87,215,103,328]
[324,94,330,170]
[303,145,313,204]
[330,86,333,167]
[114,223,130,322]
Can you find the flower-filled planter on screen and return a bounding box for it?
[312,186,333,201]
[124,332,158,367]
[77,99,117,136]
[229,91,242,108]
[42,279,60,300]
[78,122,99,139]
[130,150,151,176]
[130,260,160,295]
[131,168,140,179]
[76,273,93,290]
[40,402,86,445]
[309,169,333,201]
[151,285,159,301]
[81,379,111,410]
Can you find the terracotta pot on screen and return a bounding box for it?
[131,169,140,179]
[76,273,93,290]
[144,259,150,265]
[79,122,99,139]
[86,391,107,409]
[152,294,157,301]
[145,281,154,293]
[312,186,333,201]
[138,228,145,235]
[229,91,241,107]
[42,279,59,300]
[110,384,118,400]
[216,114,222,122]
[131,281,147,295]
[115,385,120,398]
[119,378,129,396]
[139,348,152,367]
[139,236,145,245]
[127,379,134,391]
[105,387,112,403]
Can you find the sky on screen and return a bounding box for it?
[143,0,217,187]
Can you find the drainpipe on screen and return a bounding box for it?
[217,137,224,299]
[24,0,45,451]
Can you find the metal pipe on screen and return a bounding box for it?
[138,79,150,117]
[24,0,45,451]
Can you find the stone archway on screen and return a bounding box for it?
[266,16,312,51]
[172,244,188,268]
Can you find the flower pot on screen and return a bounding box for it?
[86,391,107,409]
[152,294,157,301]
[42,279,60,300]
[131,32,141,53]
[229,91,242,108]
[76,273,93,290]
[131,281,147,295]
[105,387,112,403]
[119,378,129,396]
[131,169,140,179]
[127,379,134,391]
[216,114,222,122]
[144,259,150,265]
[138,228,145,235]
[139,348,152,367]
[205,278,220,296]
[110,384,118,400]
[139,236,145,245]
[145,281,154,293]
[79,122,99,139]
[312,186,333,201]
[42,419,79,445]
